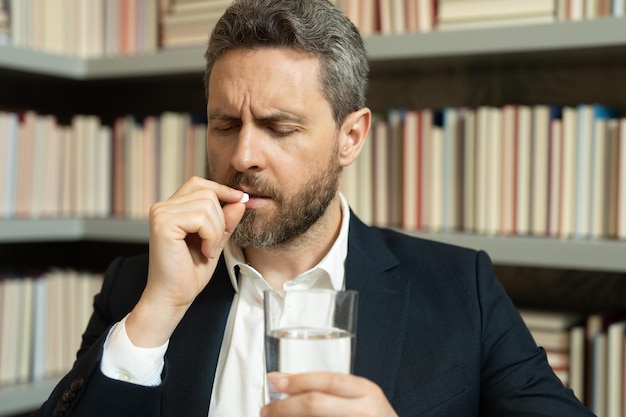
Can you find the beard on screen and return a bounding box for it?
[210,147,341,248]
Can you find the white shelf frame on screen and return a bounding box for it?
[408,231,626,273]
[0,17,625,79]
[1,219,625,272]
[0,218,149,243]
[0,378,59,417]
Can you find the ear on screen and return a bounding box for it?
[338,107,371,168]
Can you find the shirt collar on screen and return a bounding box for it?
[224,193,351,292]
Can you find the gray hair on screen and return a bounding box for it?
[204,0,369,126]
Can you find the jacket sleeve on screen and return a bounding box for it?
[475,250,595,417]
[30,255,164,417]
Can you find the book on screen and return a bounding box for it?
[500,105,516,236]
[573,104,594,239]
[585,311,623,407]
[159,112,189,201]
[591,332,607,416]
[418,0,435,32]
[15,112,36,218]
[442,107,461,232]
[606,319,626,417]
[606,120,620,238]
[516,105,532,236]
[31,277,48,382]
[567,0,585,20]
[15,277,34,384]
[462,108,477,233]
[547,116,562,237]
[0,112,18,218]
[372,119,389,226]
[589,109,609,239]
[569,325,586,402]
[402,109,419,230]
[42,116,61,218]
[95,125,112,218]
[0,278,19,386]
[618,118,626,240]
[387,109,404,227]
[438,0,555,22]
[438,16,554,31]
[429,125,444,232]
[358,0,376,36]
[485,106,502,235]
[531,105,550,236]
[519,309,584,330]
[420,109,434,231]
[474,107,490,234]
[560,106,577,239]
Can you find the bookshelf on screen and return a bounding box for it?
[1,17,626,416]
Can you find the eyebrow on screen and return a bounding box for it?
[208,110,309,125]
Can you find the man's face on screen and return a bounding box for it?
[206,48,342,247]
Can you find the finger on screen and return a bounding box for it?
[270,372,371,398]
[223,201,247,234]
[201,202,246,258]
[263,391,354,417]
[170,176,245,205]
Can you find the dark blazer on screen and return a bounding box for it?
[33,214,595,417]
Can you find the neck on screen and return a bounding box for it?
[243,196,343,290]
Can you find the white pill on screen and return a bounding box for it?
[239,193,250,203]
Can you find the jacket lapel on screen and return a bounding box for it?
[162,259,235,416]
[345,214,410,401]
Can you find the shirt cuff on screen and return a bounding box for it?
[100,315,168,386]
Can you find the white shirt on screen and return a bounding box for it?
[101,194,351,416]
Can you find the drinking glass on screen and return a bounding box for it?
[264,289,358,401]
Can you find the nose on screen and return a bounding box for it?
[230,123,265,172]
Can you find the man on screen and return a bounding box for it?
[34,0,595,416]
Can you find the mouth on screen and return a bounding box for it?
[239,186,271,200]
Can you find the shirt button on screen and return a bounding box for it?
[118,371,132,382]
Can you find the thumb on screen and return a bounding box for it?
[203,202,246,259]
[223,201,246,234]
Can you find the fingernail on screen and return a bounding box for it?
[267,372,289,390]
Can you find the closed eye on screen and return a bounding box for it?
[267,124,298,137]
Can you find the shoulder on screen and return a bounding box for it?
[349,214,484,268]
[96,254,150,321]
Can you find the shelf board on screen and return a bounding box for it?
[1,17,625,79]
[0,45,206,79]
[0,218,149,243]
[1,219,625,272]
[366,16,626,62]
[0,378,59,416]
[409,231,626,273]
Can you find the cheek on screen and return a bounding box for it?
[206,145,230,179]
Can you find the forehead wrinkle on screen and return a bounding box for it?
[208,48,326,126]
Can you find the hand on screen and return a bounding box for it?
[126,176,247,347]
[261,372,398,417]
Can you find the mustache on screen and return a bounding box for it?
[225,172,282,202]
